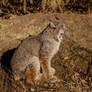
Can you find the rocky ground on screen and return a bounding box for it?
[0,13,92,92]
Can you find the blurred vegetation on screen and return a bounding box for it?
[0,0,92,17]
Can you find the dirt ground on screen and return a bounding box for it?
[0,13,92,92]
[0,38,92,92]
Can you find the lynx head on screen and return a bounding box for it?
[40,16,67,41]
[49,16,67,41]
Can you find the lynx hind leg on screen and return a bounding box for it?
[13,72,24,81]
[25,65,35,84]
[25,56,42,84]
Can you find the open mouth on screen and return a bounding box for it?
[59,33,64,38]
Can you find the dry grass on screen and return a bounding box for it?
[41,0,65,12]
[0,67,92,92]
[0,0,91,18]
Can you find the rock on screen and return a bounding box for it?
[0,14,50,56]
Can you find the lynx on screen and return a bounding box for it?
[11,17,67,83]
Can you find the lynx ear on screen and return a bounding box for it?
[55,16,59,21]
[49,22,56,28]
[54,16,60,23]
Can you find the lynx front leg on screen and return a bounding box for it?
[40,60,59,83]
[40,60,49,79]
[40,60,54,79]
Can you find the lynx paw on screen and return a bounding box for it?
[35,73,44,84]
[50,76,60,83]
[50,67,56,75]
